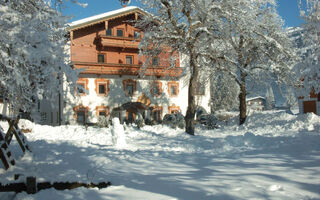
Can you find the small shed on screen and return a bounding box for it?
[246,96,266,111]
[298,91,320,115]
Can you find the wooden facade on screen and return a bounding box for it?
[69,8,182,78]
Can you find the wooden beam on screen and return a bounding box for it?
[0,147,10,170]
[70,31,74,40]
[135,12,138,21]
[105,20,108,30]
[5,118,19,144]
[12,126,26,152]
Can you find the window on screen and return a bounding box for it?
[168,82,179,97]
[106,28,112,36]
[96,106,109,117]
[98,54,105,63]
[73,106,89,125]
[170,86,177,96]
[77,83,85,94]
[76,78,88,96]
[126,85,134,96]
[168,106,180,114]
[126,56,133,65]
[95,79,109,96]
[195,82,205,95]
[77,111,85,124]
[117,29,123,37]
[134,31,140,39]
[152,57,159,66]
[123,79,136,97]
[99,84,106,94]
[151,81,162,97]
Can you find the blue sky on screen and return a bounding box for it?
[62,0,304,27]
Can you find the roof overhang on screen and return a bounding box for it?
[67,6,147,32]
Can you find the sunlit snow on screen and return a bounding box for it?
[0,110,319,200]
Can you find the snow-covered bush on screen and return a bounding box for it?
[97,116,110,128]
[198,114,218,129]
[296,0,320,94]
[163,114,176,128]
[163,113,185,129]
[175,113,185,129]
[196,107,208,121]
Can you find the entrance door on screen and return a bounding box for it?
[303,101,317,114]
[126,109,136,124]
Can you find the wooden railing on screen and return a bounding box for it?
[99,35,140,49]
[72,62,183,77]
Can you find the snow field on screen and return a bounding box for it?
[0,110,319,200]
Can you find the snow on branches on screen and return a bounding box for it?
[137,0,295,126]
[297,0,320,94]
[0,0,78,115]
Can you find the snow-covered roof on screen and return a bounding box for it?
[67,6,145,31]
[246,96,266,102]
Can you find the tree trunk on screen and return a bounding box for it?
[239,72,247,125]
[185,57,199,135]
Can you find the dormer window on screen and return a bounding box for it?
[106,28,112,36]
[126,55,133,64]
[117,29,123,37]
[98,54,105,63]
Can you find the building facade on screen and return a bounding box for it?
[62,6,211,125]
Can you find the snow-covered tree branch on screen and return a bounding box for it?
[297,0,320,95]
[138,0,225,135]
[211,0,296,125]
[138,0,295,128]
[0,0,78,116]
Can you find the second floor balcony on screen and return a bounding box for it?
[73,61,183,77]
[99,35,140,49]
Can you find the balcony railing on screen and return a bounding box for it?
[99,35,140,49]
[72,61,183,77]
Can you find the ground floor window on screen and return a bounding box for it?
[168,105,180,114]
[96,106,109,117]
[123,79,137,97]
[73,105,89,124]
[76,78,89,96]
[167,82,179,97]
[95,79,110,96]
[151,81,162,97]
[77,111,86,124]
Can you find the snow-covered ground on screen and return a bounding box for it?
[1,110,320,200]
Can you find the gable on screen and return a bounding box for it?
[67,6,145,32]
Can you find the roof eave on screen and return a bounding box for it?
[67,8,146,32]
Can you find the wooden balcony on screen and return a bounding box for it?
[72,62,183,77]
[99,35,140,49]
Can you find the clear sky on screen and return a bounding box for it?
[62,0,304,28]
